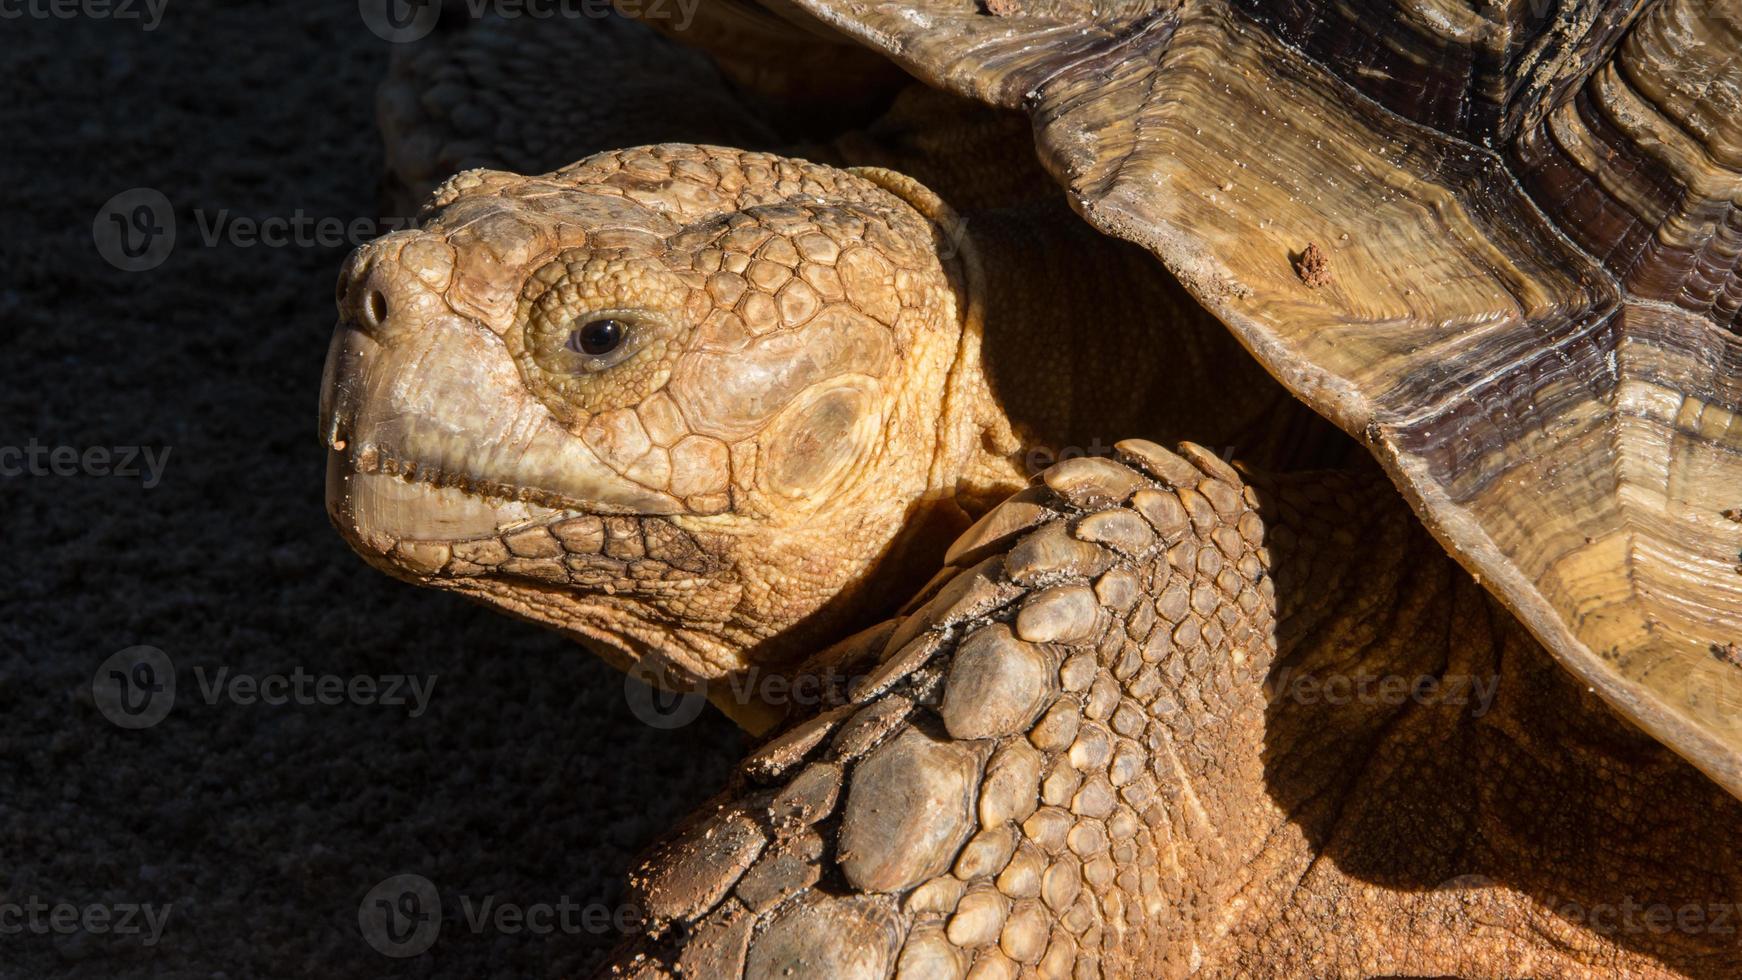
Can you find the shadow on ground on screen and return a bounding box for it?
[1,5,751,976]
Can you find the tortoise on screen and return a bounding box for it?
[320,2,1742,976]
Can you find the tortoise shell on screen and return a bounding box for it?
[709,0,1742,796]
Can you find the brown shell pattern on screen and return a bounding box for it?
[781,0,1742,797]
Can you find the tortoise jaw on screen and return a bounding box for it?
[323,452,572,567]
[317,298,688,569]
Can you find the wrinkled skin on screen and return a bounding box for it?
[323,15,1742,978]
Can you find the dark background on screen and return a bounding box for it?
[0,3,751,976]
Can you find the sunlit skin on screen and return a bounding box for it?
[322,149,1035,724]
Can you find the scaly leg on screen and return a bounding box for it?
[595,442,1742,979]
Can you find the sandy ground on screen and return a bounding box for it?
[0,3,754,976]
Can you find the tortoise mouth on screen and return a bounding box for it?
[324,448,720,590]
[324,449,572,553]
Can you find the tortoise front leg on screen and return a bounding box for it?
[596,440,1289,978]
[597,441,1742,979]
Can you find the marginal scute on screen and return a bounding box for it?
[839,729,983,893]
[853,630,949,704]
[743,892,903,980]
[940,624,1057,739]
[1021,0,1742,796]
[1114,438,1202,488]
[1073,509,1156,557]
[1004,523,1114,585]
[884,554,1022,653]
[945,486,1056,567]
[1014,585,1100,644]
[741,703,855,782]
[631,804,768,924]
[1040,455,1145,508]
[979,739,1044,829]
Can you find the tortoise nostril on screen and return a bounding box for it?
[365,290,388,328]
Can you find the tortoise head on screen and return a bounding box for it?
[321,146,992,700]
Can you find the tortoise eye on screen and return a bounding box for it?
[567,318,626,357]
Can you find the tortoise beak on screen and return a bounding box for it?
[318,293,684,568]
